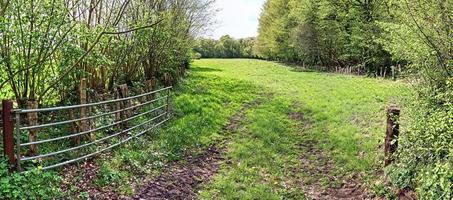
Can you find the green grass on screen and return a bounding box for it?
[191,59,411,199]
[83,72,261,198]
[193,59,410,172]
[62,58,411,199]
[199,97,306,199]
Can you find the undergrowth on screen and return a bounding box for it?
[0,159,62,199]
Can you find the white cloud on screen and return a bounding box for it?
[208,0,265,39]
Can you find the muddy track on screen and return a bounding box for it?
[133,145,222,200]
[288,105,376,200]
[299,141,375,200]
[133,97,266,200]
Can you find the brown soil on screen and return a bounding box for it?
[398,188,417,200]
[61,159,127,199]
[300,141,375,200]
[133,145,222,200]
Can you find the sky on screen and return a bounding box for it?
[209,0,265,39]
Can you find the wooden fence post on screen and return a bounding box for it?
[2,100,16,171]
[150,77,157,100]
[116,84,130,130]
[384,105,400,166]
[79,78,91,141]
[69,109,80,145]
[27,100,38,155]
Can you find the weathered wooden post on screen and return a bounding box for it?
[26,100,38,155]
[150,77,157,99]
[69,109,80,145]
[2,100,16,171]
[79,78,92,141]
[166,88,170,118]
[384,105,400,166]
[144,80,151,99]
[80,78,87,131]
[115,84,130,130]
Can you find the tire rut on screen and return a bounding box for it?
[288,102,377,200]
[133,96,266,200]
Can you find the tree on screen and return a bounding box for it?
[194,35,258,58]
[0,0,216,107]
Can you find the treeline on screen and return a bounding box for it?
[257,0,452,198]
[193,35,258,58]
[257,0,399,76]
[0,0,215,107]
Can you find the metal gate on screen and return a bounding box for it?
[2,86,172,172]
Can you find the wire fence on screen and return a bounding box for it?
[4,86,172,172]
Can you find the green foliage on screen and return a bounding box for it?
[0,0,215,105]
[416,162,453,200]
[0,159,63,199]
[194,35,258,58]
[376,1,452,198]
[95,164,126,187]
[393,78,452,198]
[386,164,414,189]
[256,0,393,75]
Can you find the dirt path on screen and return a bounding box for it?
[299,141,374,200]
[288,105,376,200]
[133,145,222,200]
[133,97,265,200]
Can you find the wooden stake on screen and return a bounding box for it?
[69,109,80,145]
[384,106,400,166]
[2,100,16,171]
[27,100,38,155]
[79,78,91,141]
[116,84,130,130]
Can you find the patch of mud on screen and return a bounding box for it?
[288,111,305,122]
[299,142,375,200]
[398,188,417,200]
[133,145,222,200]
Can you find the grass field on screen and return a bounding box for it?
[189,59,411,198]
[58,58,411,199]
